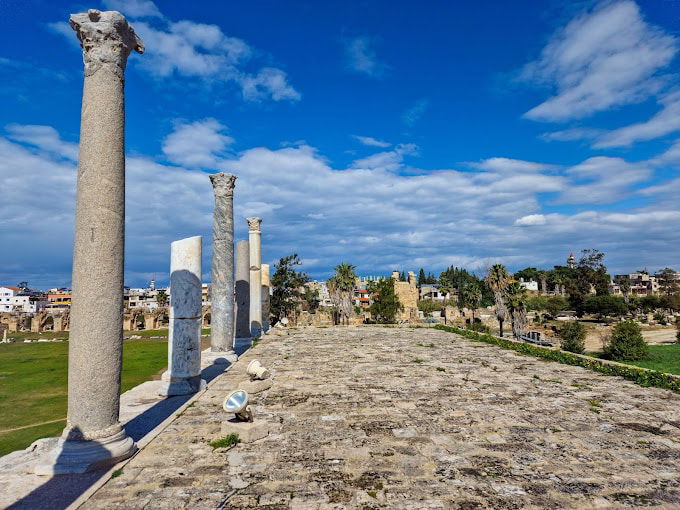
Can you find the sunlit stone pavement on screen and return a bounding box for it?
[86,326,680,509]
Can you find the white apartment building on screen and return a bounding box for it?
[0,287,46,313]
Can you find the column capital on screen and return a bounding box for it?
[209,173,237,197]
[70,10,144,79]
[247,217,262,232]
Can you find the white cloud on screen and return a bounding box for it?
[468,157,558,174]
[402,98,429,127]
[557,156,651,204]
[594,91,680,148]
[5,124,78,160]
[102,0,162,18]
[2,122,678,287]
[515,214,547,226]
[522,0,677,121]
[540,127,605,142]
[49,7,299,103]
[352,135,391,148]
[345,36,387,77]
[161,118,234,169]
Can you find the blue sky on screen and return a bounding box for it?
[1,0,679,288]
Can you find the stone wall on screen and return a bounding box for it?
[392,271,419,322]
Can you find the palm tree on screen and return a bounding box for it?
[459,281,482,325]
[486,264,509,337]
[505,282,528,339]
[328,263,357,325]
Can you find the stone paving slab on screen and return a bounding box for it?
[85,326,680,509]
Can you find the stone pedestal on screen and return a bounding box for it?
[159,236,205,396]
[208,173,237,363]
[247,217,262,337]
[235,240,250,338]
[37,9,143,475]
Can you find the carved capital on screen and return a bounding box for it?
[70,10,144,79]
[247,217,262,232]
[209,173,237,198]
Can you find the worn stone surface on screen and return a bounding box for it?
[86,327,680,509]
[210,173,237,353]
[247,217,262,337]
[221,419,272,443]
[235,240,250,339]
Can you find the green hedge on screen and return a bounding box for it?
[433,324,680,393]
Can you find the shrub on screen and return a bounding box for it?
[466,321,490,334]
[603,321,648,361]
[675,317,680,344]
[209,433,240,449]
[559,321,586,354]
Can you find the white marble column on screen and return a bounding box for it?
[37,9,143,475]
[159,236,205,396]
[261,263,271,333]
[247,217,262,337]
[208,173,237,363]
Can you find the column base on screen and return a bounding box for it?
[203,349,238,365]
[158,374,206,396]
[34,427,136,475]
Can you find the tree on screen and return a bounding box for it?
[459,281,482,324]
[603,321,648,361]
[418,268,426,285]
[156,289,168,307]
[619,277,631,304]
[513,267,540,282]
[368,278,403,323]
[577,248,610,296]
[657,268,679,296]
[505,282,528,339]
[583,295,628,319]
[675,317,680,344]
[270,254,310,323]
[558,321,586,354]
[486,264,509,337]
[328,263,357,325]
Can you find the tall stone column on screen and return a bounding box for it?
[208,173,237,363]
[37,10,143,475]
[247,217,263,337]
[261,263,271,333]
[235,240,250,338]
[159,236,205,396]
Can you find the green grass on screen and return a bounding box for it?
[619,344,680,376]
[209,433,240,449]
[0,339,168,457]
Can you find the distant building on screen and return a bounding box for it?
[307,281,332,307]
[518,278,539,292]
[418,284,450,301]
[0,286,47,313]
[614,272,659,296]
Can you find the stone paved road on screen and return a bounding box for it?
[86,326,680,509]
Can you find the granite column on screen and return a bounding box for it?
[209,173,237,363]
[38,9,143,474]
[235,240,250,338]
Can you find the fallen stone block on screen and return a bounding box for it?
[220,419,270,443]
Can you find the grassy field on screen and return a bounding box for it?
[0,339,168,457]
[623,344,680,376]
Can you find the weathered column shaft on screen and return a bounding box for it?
[247,217,262,336]
[261,263,270,332]
[235,240,250,338]
[160,236,204,396]
[67,9,143,441]
[209,173,237,352]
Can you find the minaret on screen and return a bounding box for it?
[567,252,576,269]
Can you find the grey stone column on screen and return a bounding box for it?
[37,9,143,475]
[159,236,205,396]
[261,263,271,333]
[247,217,263,337]
[208,173,237,363]
[235,240,250,338]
